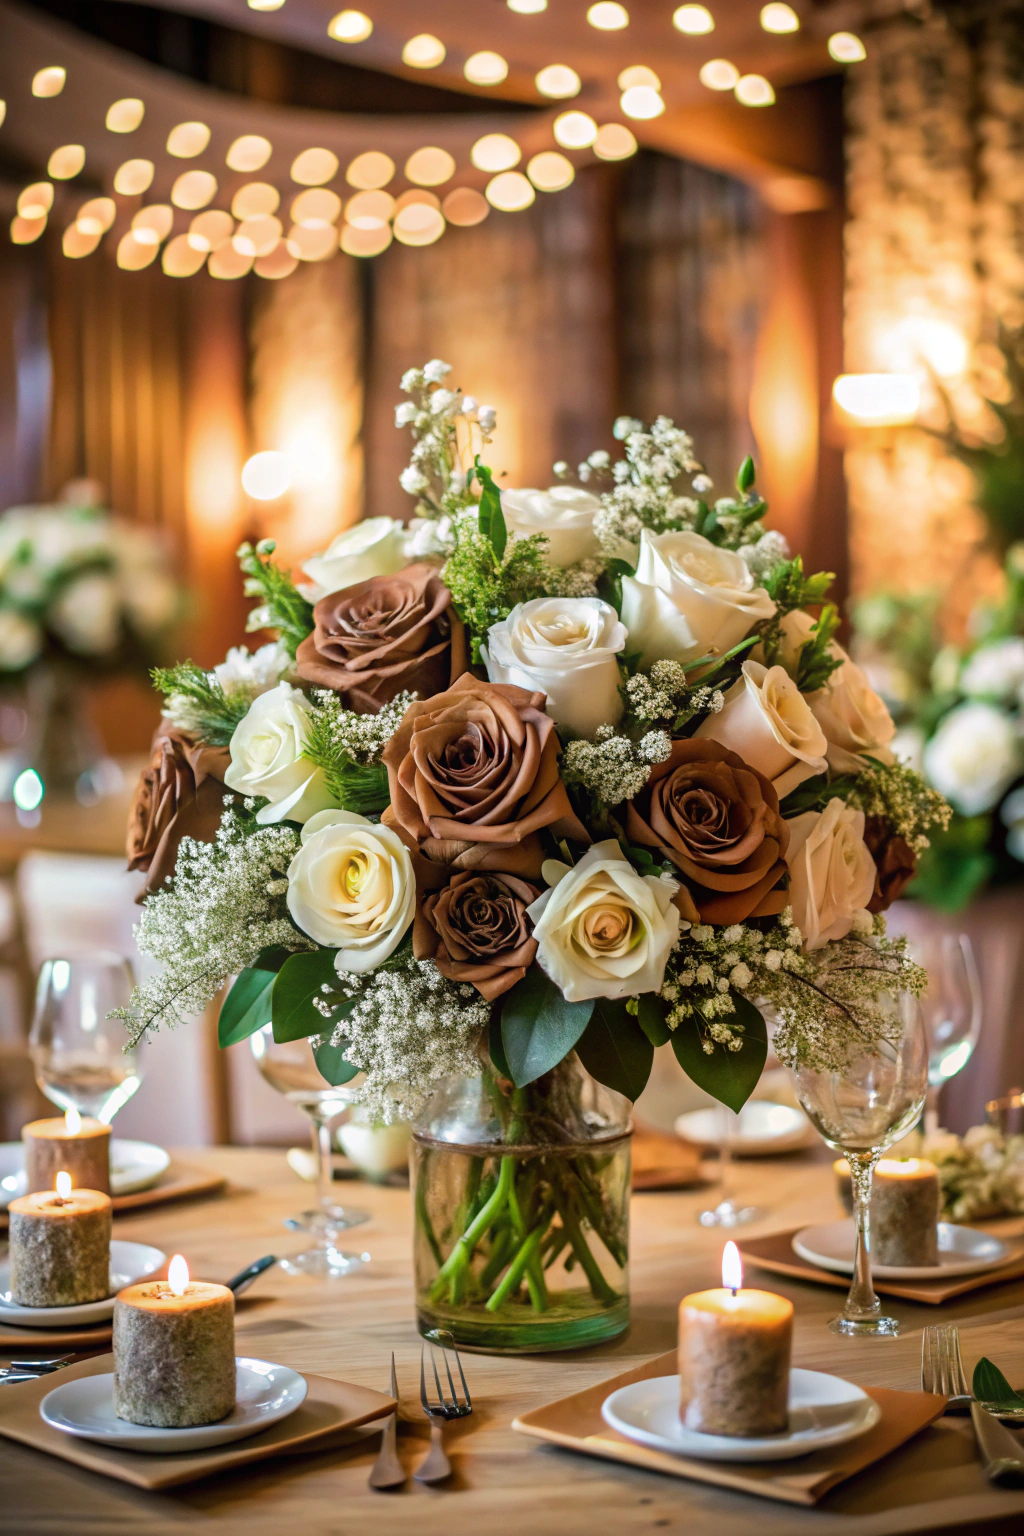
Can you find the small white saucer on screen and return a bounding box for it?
[675,1102,813,1157]
[793,1220,1014,1280]
[602,1370,880,1462]
[41,1359,308,1453]
[0,1140,171,1210]
[0,1240,166,1325]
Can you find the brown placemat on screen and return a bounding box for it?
[513,1348,945,1507]
[0,1163,227,1233]
[0,1318,113,1351]
[739,1229,1024,1303]
[0,1352,394,1489]
[632,1124,703,1191]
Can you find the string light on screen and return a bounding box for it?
[621,86,664,119]
[255,241,300,278]
[527,151,574,191]
[735,74,775,106]
[17,184,53,220]
[392,189,440,214]
[554,111,597,149]
[405,147,455,186]
[32,68,66,98]
[63,224,100,258]
[508,0,546,11]
[699,59,739,90]
[167,122,210,158]
[535,65,581,99]
[248,0,285,9]
[673,4,713,33]
[132,204,173,242]
[0,102,7,129]
[291,188,341,227]
[291,148,339,185]
[287,224,337,260]
[341,223,392,256]
[188,210,234,251]
[75,197,116,235]
[11,216,46,245]
[442,187,490,226]
[486,170,535,211]
[227,136,272,172]
[210,244,254,279]
[465,52,509,86]
[328,10,372,42]
[171,171,217,210]
[232,182,279,218]
[233,214,283,256]
[393,202,445,246]
[402,34,445,68]
[106,98,144,133]
[829,32,866,63]
[344,190,394,228]
[761,3,799,32]
[593,122,637,159]
[163,235,207,276]
[471,133,520,173]
[116,231,158,270]
[587,3,628,28]
[47,145,84,180]
[113,159,155,196]
[618,64,660,90]
[346,151,394,189]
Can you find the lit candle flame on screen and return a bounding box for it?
[64,1106,82,1135]
[55,1170,72,1199]
[722,1240,743,1294]
[168,1254,189,1297]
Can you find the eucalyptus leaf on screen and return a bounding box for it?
[272,949,348,1043]
[500,967,594,1088]
[972,1357,1024,1409]
[217,946,293,1049]
[313,1037,359,1087]
[576,998,654,1103]
[671,993,767,1112]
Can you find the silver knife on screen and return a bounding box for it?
[970,1400,1024,1487]
[368,1353,404,1490]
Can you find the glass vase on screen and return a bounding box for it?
[412,1053,631,1354]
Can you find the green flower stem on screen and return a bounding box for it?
[552,1187,618,1306]
[429,1154,516,1302]
[571,1160,628,1268]
[414,1153,444,1270]
[485,1210,551,1313]
[479,1224,514,1289]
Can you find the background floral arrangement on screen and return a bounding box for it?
[0,484,182,674]
[890,1123,1024,1223]
[853,542,1024,912]
[120,359,948,1126]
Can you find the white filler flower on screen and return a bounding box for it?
[287,809,415,974]
[785,798,877,950]
[959,638,1024,704]
[298,517,408,602]
[527,839,680,1002]
[924,700,1021,816]
[224,681,334,825]
[0,609,41,670]
[482,596,626,738]
[696,660,828,800]
[500,486,603,567]
[619,528,776,669]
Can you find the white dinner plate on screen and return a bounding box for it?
[0,1240,166,1324]
[0,1139,171,1210]
[675,1102,813,1157]
[602,1369,880,1462]
[793,1219,1013,1280]
[41,1359,308,1453]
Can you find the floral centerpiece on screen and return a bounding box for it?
[120,360,947,1351]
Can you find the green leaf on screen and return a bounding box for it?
[636,992,672,1048]
[500,967,594,1088]
[576,997,654,1102]
[488,1011,513,1080]
[272,949,347,1043]
[670,993,767,1112]
[217,947,293,1048]
[313,1037,359,1087]
[972,1357,1024,1410]
[909,815,995,914]
[736,454,756,493]
[475,458,507,562]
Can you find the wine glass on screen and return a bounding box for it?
[29,955,141,1123]
[698,1106,760,1228]
[911,933,982,1133]
[791,990,928,1336]
[250,1025,369,1278]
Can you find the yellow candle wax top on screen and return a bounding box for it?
[680,1287,794,1323]
[9,1188,111,1217]
[23,1115,110,1140]
[117,1279,233,1312]
[875,1158,938,1180]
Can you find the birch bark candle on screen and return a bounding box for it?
[679,1241,793,1437]
[8,1172,112,1306]
[23,1108,111,1196]
[834,1157,940,1266]
[113,1255,236,1428]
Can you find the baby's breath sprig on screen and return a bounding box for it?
[848,756,953,851]
[395,360,495,522]
[622,660,725,736]
[300,690,413,816]
[561,726,671,828]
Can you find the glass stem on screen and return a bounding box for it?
[312,1115,335,1220]
[924,1085,940,1137]
[845,1154,881,1323]
[719,1106,734,1212]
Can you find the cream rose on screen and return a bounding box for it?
[785,798,877,950]
[751,608,815,674]
[619,529,776,669]
[807,653,896,774]
[500,486,602,567]
[298,518,408,602]
[286,809,415,974]
[526,840,681,1002]
[924,701,1021,816]
[695,660,828,800]
[224,681,334,825]
[482,597,626,739]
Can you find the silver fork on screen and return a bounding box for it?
[921,1325,972,1414]
[415,1332,472,1485]
[368,1353,405,1491]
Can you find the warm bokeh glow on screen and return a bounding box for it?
[341,223,392,256]
[345,189,395,228]
[735,74,775,107]
[508,0,546,11]
[55,1171,72,1198]
[11,217,46,246]
[188,210,234,251]
[405,146,455,186]
[442,187,490,226]
[554,111,597,149]
[593,122,637,160]
[393,202,445,246]
[328,9,373,42]
[227,135,272,172]
[486,170,535,211]
[62,224,100,258]
[535,65,581,99]
[171,171,217,210]
[167,122,211,158]
[471,133,521,173]
[231,182,280,219]
[248,0,285,9]
[829,31,866,63]
[292,148,339,186]
[833,373,920,425]
[527,151,574,192]
[287,224,337,261]
[402,34,445,68]
[722,1240,742,1291]
[106,98,144,133]
[209,243,254,279]
[76,197,116,235]
[168,1254,190,1296]
[346,151,395,189]
[699,58,739,90]
[163,234,207,277]
[242,450,290,499]
[48,145,84,180]
[673,4,714,33]
[17,183,53,219]
[621,85,664,119]
[588,2,628,28]
[465,51,509,86]
[117,231,158,270]
[32,67,66,98]
[132,204,173,243]
[113,159,155,196]
[291,188,341,227]
[760,3,799,33]
[233,214,283,257]
[618,64,660,91]
[255,241,300,278]
[64,1107,82,1135]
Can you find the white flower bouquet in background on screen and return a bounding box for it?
[119,360,947,1350]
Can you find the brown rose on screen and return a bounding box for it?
[127,723,234,900]
[381,674,589,877]
[294,562,467,713]
[863,814,916,913]
[625,738,789,924]
[414,870,540,1001]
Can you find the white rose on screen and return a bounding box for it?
[807,654,896,774]
[785,798,877,950]
[526,840,681,1002]
[0,609,41,670]
[959,638,1024,702]
[924,701,1020,816]
[48,572,121,655]
[482,597,626,738]
[298,518,408,602]
[619,529,776,669]
[214,641,291,698]
[224,681,335,825]
[695,660,828,799]
[287,809,414,974]
[500,486,602,567]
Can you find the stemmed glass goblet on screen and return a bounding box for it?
[791,989,928,1336]
[912,933,982,1134]
[29,955,141,1123]
[250,1025,369,1277]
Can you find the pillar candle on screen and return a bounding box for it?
[679,1242,793,1437]
[834,1158,940,1266]
[23,1111,111,1196]
[113,1256,236,1428]
[8,1178,112,1306]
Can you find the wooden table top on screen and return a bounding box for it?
[3,1145,1024,1536]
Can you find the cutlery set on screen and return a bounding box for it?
[921,1325,1024,1487]
[368,1333,471,1490]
